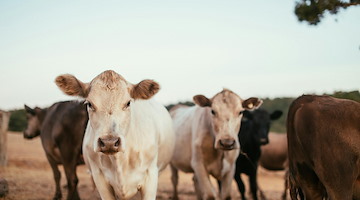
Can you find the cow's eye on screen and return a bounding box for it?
[211,110,216,116]
[125,101,131,108]
[85,101,95,111]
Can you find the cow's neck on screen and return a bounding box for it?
[38,108,48,126]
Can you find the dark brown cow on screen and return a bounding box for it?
[287,95,360,200]
[24,101,88,200]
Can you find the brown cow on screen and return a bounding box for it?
[287,95,360,200]
[259,132,288,200]
[24,101,88,200]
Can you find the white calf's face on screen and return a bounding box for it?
[86,77,132,154]
[194,89,263,150]
[55,70,159,155]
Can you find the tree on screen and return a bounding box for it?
[8,109,27,132]
[295,0,360,25]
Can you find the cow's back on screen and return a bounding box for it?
[130,99,175,172]
[287,95,360,199]
[41,101,88,164]
[170,105,200,173]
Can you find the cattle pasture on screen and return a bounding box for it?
[0,132,288,200]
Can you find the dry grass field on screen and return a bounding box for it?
[0,132,288,200]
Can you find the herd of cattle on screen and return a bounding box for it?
[12,70,359,200]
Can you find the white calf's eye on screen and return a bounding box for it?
[85,101,95,111]
[124,100,131,109]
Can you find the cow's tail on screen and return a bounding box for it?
[286,95,314,200]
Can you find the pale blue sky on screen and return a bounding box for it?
[0,1,359,110]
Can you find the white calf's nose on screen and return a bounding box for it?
[98,135,121,155]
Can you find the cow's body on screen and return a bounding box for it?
[83,99,174,199]
[24,101,88,200]
[170,89,262,200]
[234,109,282,200]
[260,133,288,171]
[55,70,175,200]
[287,95,360,200]
[259,132,288,200]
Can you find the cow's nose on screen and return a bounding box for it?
[98,136,121,154]
[219,139,236,150]
[260,138,269,145]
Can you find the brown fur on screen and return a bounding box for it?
[242,97,263,110]
[23,101,88,200]
[130,79,160,100]
[287,95,360,200]
[193,95,212,107]
[55,75,90,97]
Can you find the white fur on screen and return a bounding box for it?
[84,99,174,200]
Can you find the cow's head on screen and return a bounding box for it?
[193,89,263,150]
[55,70,160,155]
[241,109,282,145]
[23,105,44,139]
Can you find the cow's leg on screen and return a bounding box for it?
[248,171,258,200]
[170,164,179,200]
[192,175,203,200]
[295,165,324,200]
[46,154,62,200]
[234,168,246,200]
[91,167,116,200]
[59,146,81,200]
[62,159,80,200]
[140,161,158,200]
[219,166,235,200]
[191,160,218,200]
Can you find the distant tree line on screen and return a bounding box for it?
[6,90,360,133]
[166,90,360,133]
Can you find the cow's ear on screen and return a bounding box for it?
[270,110,283,120]
[130,79,160,100]
[24,104,36,115]
[55,74,90,98]
[242,98,263,110]
[193,95,212,107]
[242,110,253,121]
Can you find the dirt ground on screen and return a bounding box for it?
[0,132,288,200]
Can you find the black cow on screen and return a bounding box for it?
[24,101,88,200]
[234,108,282,200]
[287,95,360,200]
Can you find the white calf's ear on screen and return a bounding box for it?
[55,74,90,98]
[130,79,160,100]
[242,98,263,110]
[193,95,212,107]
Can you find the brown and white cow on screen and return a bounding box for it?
[287,95,360,200]
[55,70,175,200]
[170,89,262,200]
